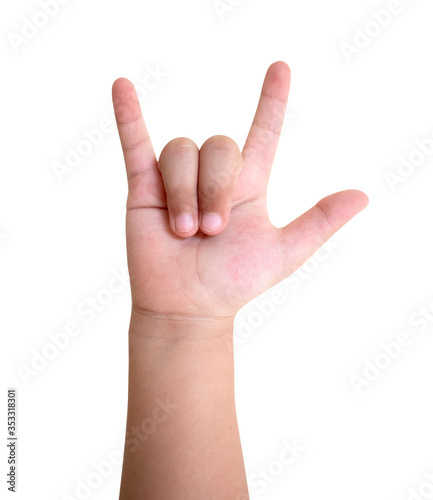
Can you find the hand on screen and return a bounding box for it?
[112,62,368,327]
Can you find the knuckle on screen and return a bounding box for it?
[201,135,240,154]
[166,185,196,201]
[199,165,239,200]
[199,183,220,199]
[160,137,198,158]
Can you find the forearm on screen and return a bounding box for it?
[119,310,249,500]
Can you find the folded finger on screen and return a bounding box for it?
[158,138,200,237]
[198,135,242,235]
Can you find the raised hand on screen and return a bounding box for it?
[114,61,369,500]
[112,61,368,327]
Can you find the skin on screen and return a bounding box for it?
[112,61,368,499]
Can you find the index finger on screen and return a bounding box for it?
[242,61,291,177]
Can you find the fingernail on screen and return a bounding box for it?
[175,214,195,232]
[201,213,223,232]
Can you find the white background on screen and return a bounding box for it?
[2,0,433,499]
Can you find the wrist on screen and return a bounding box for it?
[129,304,235,342]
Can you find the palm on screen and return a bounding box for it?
[113,62,368,322]
[126,194,283,319]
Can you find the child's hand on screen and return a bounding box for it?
[112,62,368,328]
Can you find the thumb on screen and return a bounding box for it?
[278,189,369,277]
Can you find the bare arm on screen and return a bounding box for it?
[112,61,368,499]
[119,313,248,499]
